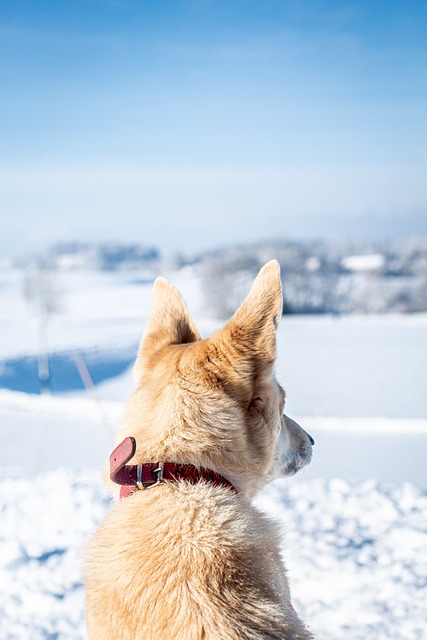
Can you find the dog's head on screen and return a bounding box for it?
[119,260,313,498]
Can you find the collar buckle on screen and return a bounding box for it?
[136,462,164,490]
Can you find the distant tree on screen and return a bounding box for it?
[22,262,62,394]
[201,252,261,318]
[283,270,339,314]
[417,274,427,312]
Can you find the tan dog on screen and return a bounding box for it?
[85,260,314,639]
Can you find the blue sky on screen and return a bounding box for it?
[1,0,426,258]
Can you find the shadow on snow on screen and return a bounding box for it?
[0,344,137,394]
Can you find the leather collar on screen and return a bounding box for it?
[110,437,238,500]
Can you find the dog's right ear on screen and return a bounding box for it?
[133,277,201,383]
[208,260,282,399]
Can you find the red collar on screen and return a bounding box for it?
[110,437,238,500]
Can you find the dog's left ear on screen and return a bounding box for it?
[211,260,282,381]
[134,277,201,383]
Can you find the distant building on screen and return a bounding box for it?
[341,254,385,273]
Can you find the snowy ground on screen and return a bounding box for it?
[0,267,426,639]
[1,470,425,640]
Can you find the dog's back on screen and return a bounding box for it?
[86,483,309,639]
[85,261,313,639]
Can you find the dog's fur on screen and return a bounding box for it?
[85,260,313,639]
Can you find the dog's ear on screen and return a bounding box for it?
[211,260,282,387]
[134,277,201,383]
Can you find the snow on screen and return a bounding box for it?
[1,471,425,640]
[259,479,427,640]
[0,470,108,640]
[1,267,427,639]
[276,312,427,419]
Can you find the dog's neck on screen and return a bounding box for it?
[110,437,238,500]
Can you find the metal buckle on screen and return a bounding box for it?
[136,462,164,490]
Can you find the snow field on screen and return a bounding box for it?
[260,479,427,640]
[0,471,426,640]
[0,471,108,640]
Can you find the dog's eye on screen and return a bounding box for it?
[249,397,264,411]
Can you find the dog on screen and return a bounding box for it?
[85,260,314,639]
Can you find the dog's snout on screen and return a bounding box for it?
[305,431,315,446]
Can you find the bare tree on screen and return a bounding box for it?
[22,262,62,394]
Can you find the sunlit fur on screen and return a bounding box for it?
[85,260,314,639]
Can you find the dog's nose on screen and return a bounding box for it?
[304,431,315,446]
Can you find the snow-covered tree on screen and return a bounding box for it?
[22,262,62,394]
